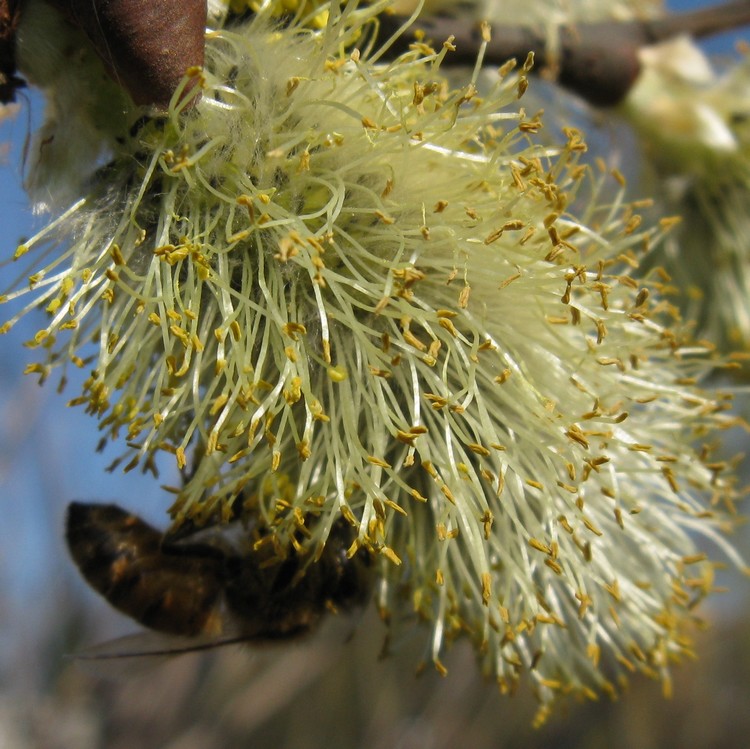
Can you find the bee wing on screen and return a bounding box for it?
[68,630,250,678]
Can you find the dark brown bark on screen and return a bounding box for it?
[45,0,207,107]
[0,0,23,103]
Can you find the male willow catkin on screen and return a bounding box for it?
[2,0,743,717]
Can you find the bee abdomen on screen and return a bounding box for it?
[66,502,224,637]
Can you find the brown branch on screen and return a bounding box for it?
[45,0,206,108]
[0,0,23,103]
[3,0,749,109]
[375,0,750,107]
[645,0,750,42]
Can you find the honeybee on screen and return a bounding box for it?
[65,502,373,655]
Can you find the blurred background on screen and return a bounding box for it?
[1,1,750,747]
